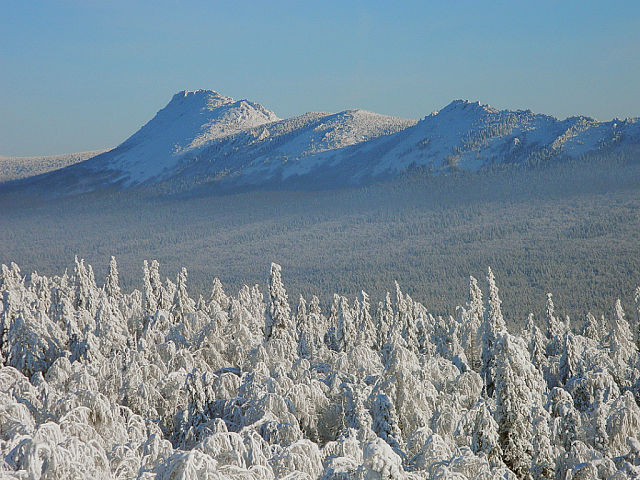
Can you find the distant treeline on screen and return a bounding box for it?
[0,151,639,326]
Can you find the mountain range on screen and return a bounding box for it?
[5,89,640,195]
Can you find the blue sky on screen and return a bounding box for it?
[2,1,640,156]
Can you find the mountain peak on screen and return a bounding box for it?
[167,89,235,111]
[97,89,279,184]
[438,99,498,115]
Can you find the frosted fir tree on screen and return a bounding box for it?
[559,331,579,385]
[355,291,377,350]
[265,262,295,344]
[460,275,484,372]
[160,277,175,311]
[0,262,23,291]
[481,267,506,397]
[335,295,356,352]
[149,260,173,311]
[95,291,127,352]
[325,294,341,351]
[48,269,72,323]
[6,309,64,377]
[546,387,581,453]
[469,400,504,468]
[248,284,266,322]
[303,295,327,357]
[605,299,637,389]
[342,382,374,441]
[371,391,402,451]
[208,277,229,313]
[31,272,51,314]
[581,312,601,342]
[195,294,206,312]
[296,295,312,358]
[0,264,24,355]
[525,314,548,372]
[433,315,469,372]
[494,332,545,479]
[606,391,640,457]
[531,412,555,480]
[104,256,122,300]
[171,267,195,322]
[375,292,394,351]
[545,293,565,357]
[73,256,99,314]
[395,282,418,353]
[142,260,158,316]
[591,389,610,453]
[414,313,433,356]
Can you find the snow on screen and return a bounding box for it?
[0,150,107,182]
[107,92,640,189]
[102,90,280,184]
[3,258,640,478]
[5,90,640,193]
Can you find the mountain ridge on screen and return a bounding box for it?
[3,90,640,195]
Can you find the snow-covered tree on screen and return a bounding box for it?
[545,293,565,356]
[531,410,555,480]
[265,262,293,342]
[605,299,637,388]
[375,292,394,351]
[371,391,402,451]
[172,267,195,321]
[460,275,484,372]
[356,290,376,349]
[481,267,506,397]
[581,312,600,342]
[142,260,157,316]
[494,332,545,479]
[1,258,640,479]
[335,295,356,352]
[104,256,122,300]
[73,256,99,314]
[559,331,579,385]
[209,277,229,313]
[296,295,312,358]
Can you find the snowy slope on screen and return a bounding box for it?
[92,89,280,185]
[5,92,640,194]
[183,99,640,188]
[0,150,107,182]
[176,109,417,183]
[357,100,640,176]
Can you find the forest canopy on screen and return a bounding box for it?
[1,257,640,479]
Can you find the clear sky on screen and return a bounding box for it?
[2,1,640,156]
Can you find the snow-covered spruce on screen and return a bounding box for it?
[1,258,640,479]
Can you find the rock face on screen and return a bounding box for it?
[5,91,640,195]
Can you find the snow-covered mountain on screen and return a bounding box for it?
[360,99,640,176]
[5,91,640,194]
[93,89,280,185]
[0,150,106,182]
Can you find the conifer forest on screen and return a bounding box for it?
[2,256,640,479]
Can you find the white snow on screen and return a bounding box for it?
[0,150,107,182]
[6,91,640,191]
[104,90,280,184]
[2,258,640,478]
